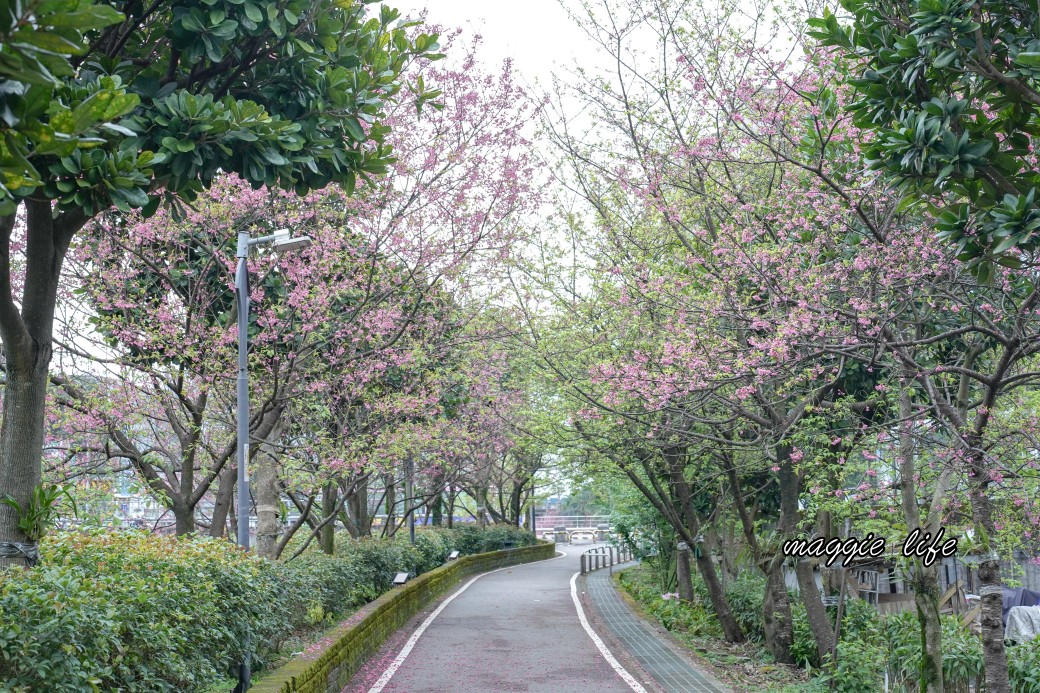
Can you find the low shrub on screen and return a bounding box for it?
[881,610,983,691]
[618,566,723,639]
[790,600,819,669]
[0,524,537,692]
[724,573,766,642]
[818,638,886,693]
[0,564,121,692]
[788,593,884,671]
[1010,636,1040,693]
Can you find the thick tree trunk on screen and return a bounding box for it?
[0,203,83,565]
[431,491,443,526]
[676,542,694,602]
[319,481,337,556]
[966,460,1009,693]
[977,554,1009,693]
[509,484,522,527]
[209,465,234,538]
[349,477,370,537]
[476,485,489,529]
[254,422,284,559]
[173,498,195,535]
[913,564,944,693]
[763,561,794,664]
[0,358,49,557]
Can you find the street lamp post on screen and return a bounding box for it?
[233,228,311,693]
[529,478,536,537]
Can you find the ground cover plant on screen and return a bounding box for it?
[617,562,1040,693]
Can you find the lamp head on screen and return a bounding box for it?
[272,228,312,253]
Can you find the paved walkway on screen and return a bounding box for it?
[342,545,725,693]
[585,566,730,693]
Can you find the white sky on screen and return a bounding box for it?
[386,0,599,92]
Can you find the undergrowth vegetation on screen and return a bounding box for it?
[618,562,1040,693]
[0,525,535,692]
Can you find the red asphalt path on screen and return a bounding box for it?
[342,547,651,693]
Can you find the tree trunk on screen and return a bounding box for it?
[913,564,944,693]
[319,481,338,556]
[676,542,694,601]
[209,465,234,538]
[662,445,744,644]
[966,456,1009,693]
[508,479,525,527]
[431,491,443,526]
[0,358,48,560]
[0,203,83,565]
[794,559,835,662]
[173,498,195,535]
[349,477,370,537]
[763,561,794,665]
[384,473,396,534]
[977,554,1009,693]
[724,452,793,663]
[693,545,744,642]
[254,422,284,559]
[228,493,237,540]
[476,485,489,529]
[897,388,944,692]
[777,448,835,662]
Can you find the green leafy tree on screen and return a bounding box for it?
[0,0,441,561]
[808,0,1040,281]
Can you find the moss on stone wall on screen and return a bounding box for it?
[251,541,555,693]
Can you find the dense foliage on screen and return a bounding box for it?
[0,525,535,692]
[808,0,1040,277]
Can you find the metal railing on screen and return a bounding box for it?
[579,545,634,576]
[536,515,611,528]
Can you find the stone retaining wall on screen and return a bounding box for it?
[251,540,556,693]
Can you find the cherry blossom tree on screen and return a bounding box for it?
[49,30,543,555]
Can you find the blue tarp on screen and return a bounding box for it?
[1002,587,1040,627]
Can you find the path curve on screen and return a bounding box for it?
[343,545,652,693]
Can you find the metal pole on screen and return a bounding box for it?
[529,479,536,537]
[234,232,251,693]
[235,233,251,550]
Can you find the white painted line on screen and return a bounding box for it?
[367,550,568,693]
[569,571,649,693]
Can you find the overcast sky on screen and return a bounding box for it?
[386,0,600,91]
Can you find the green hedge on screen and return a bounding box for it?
[0,525,537,693]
